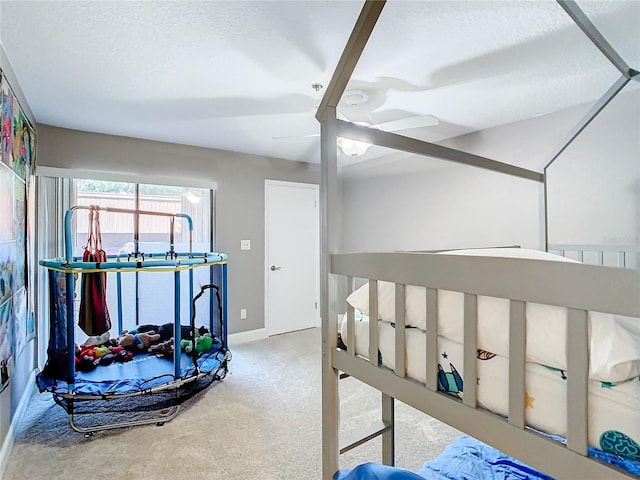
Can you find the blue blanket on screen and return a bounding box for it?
[416,436,554,480]
[336,464,425,480]
[335,435,640,480]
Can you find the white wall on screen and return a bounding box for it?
[341,87,639,253]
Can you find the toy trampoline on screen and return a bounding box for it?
[37,205,230,434]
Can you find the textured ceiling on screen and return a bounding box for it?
[1,0,638,167]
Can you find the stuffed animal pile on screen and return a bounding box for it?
[75,323,215,371]
[75,343,134,372]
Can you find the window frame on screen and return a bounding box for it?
[69,178,216,256]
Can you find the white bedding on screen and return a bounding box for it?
[346,248,640,383]
[340,316,640,461]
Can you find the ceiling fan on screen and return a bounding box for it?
[273,88,439,158]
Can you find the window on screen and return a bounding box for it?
[70,179,216,337]
[72,180,213,256]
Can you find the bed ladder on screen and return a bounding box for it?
[339,386,395,465]
[339,276,396,463]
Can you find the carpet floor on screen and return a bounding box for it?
[4,327,460,480]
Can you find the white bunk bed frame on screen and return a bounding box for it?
[318,2,640,479]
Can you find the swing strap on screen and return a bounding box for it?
[79,205,112,336]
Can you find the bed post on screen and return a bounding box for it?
[381,393,395,465]
[541,170,548,252]
[321,106,340,480]
[541,3,633,251]
[541,73,629,252]
[318,3,387,476]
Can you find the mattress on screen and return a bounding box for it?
[340,315,640,462]
[346,248,640,383]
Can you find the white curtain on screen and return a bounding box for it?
[35,176,66,369]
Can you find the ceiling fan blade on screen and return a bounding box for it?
[272,133,320,140]
[374,114,439,132]
[274,110,352,140]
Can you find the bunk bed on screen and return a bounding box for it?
[37,206,230,434]
[318,2,640,479]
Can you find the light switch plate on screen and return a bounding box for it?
[241,239,251,250]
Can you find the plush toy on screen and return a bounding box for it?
[76,346,99,372]
[110,346,134,362]
[148,338,174,358]
[156,323,211,342]
[81,331,111,347]
[117,350,134,362]
[118,330,161,351]
[94,346,110,358]
[79,346,97,361]
[180,332,213,355]
[76,356,97,372]
[98,353,115,366]
[125,324,159,335]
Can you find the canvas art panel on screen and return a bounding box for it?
[0,85,13,169]
[0,163,15,241]
[0,298,13,392]
[0,69,36,392]
[13,176,26,291]
[12,110,34,179]
[26,175,36,340]
[0,240,15,307]
[12,288,27,357]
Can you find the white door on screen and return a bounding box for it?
[265,180,319,336]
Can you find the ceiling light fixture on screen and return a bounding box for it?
[336,90,374,158]
[337,137,372,158]
[337,121,373,158]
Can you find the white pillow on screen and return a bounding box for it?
[346,248,576,329]
[345,248,640,382]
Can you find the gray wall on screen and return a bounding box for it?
[341,164,540,253]
[341,87,639,253]
[0,44,37,468]
[547,88,639,245]
[36,125,320,335]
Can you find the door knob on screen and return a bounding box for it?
[270,265,282,271]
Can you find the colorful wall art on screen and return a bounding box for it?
[0,68,36,393]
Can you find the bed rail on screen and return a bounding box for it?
[332,252,639,316]
[328,251,640,480]
[549,243,640,269]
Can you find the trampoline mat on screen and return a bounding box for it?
[37,344,228,396]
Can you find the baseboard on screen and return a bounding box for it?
[0,369,37,479]
[228,328,267,346]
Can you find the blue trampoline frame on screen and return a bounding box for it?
[38,205,230,433]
